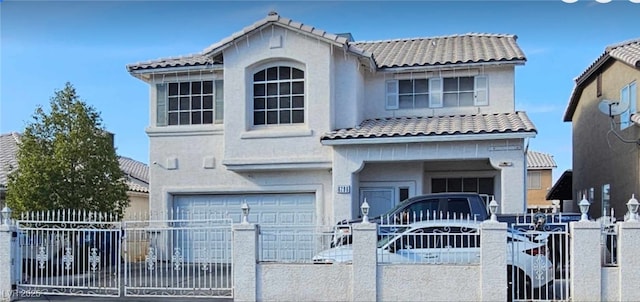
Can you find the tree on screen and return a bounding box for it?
[6,82,129,217]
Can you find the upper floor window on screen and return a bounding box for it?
[386,75,487,110]
[156,80,223,126]
[620,81,637,130]
[527,171,541,190]
[253,66,304,125]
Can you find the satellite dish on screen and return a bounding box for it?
[598,98,629,117]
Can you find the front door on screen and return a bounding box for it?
[360,188,394,218]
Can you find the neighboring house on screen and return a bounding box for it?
[526,151,556,211]
[0,132,149,215]
[546,169,573,213]
[126,12,536,229]
[564,38,640,219]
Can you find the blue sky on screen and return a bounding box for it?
[1,0,639,182]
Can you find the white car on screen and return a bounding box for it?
[313,220,554,293]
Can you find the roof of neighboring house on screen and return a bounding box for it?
[546,169,573,201]
[321,112,536,141]
[564,38,640,121]
[0,132,148,193]
[127,12,525,72]
[527,151,557,170]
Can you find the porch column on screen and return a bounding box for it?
[618,220,640,302]
[332,148,364,223]
[232,223,258,302]
[490,158,525,214]
[569,220,601,301]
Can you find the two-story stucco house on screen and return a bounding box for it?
[564,38,639,220]
[126,12,536,228]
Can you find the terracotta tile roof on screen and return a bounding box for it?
[0,132,148,193]
[321,112,536,141]
[127,13,524,72]
[527,151,557,169]
[353,33,526,68]
[0,132,21,187]
[565,38,640,121]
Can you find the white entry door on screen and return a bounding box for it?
[360,188,395,218]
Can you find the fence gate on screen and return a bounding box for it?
[509,215,570,302]
[15,210,234,298]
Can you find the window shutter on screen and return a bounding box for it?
[429,78,443,108]
[215,80,224,124]
[385,80,399,109]
[630,82,637,114]
[474,76,488,106]
[621,84,631,129]
[156,83,167,126]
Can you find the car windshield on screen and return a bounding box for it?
[376,227,408,248]
[376,199,411,219]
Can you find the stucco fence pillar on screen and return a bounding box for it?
[0,222,16,302]
[569,220,601,301]
[351,222,377,302]
[480,220,507,301]
[618,220,640,302]
[233,223,259,302]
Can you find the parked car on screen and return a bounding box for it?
[314,220,554,296]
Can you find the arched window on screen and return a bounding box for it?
[253,66,304,125]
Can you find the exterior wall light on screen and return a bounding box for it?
[241,201,250,224]
[361,199,370,223]
[488,198,499,222]
[1,206,11,226]
[579,195,590,221]
[627,194,639,222]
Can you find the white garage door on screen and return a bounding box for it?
[172,193,316,262]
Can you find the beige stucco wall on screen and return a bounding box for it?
[572,60,639,218]
[527,169,554,209]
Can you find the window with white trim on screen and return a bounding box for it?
[253,66,304,125]
[620,81,637,130]
[385,75,488,109]
[156,80,223,126]
[527,171,541,190]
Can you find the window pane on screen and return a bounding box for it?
[459,92,474,106]
[203,96,213,109]
[180,82,190,95]
[292,110,304,123]
[267,97,278,109]
[432,179,446,193]
[463,178,478,192]
[292,68,303,79]
[443,93,457,107]
[203,111,213,124]
[478,178,494,195]
[203,81,213,94]
[279,110,291,123]
[399,80,413,94]
[180,97,190,110]
[168,97,179,110]
[266,111,278,124]
[415,79,428,93]
[179,112,190,125]
[191,112,201,124]
[292,81,304,94]
[292,96,304,108]
[415,94,428,108]
[169,83,179,96]
[254,111,265,125]
[191,82,202,94]
[267,83,278,96]
[254,98,265,110]
[279,67,291,80]
[280,82,290,95]
[399,95,413,109]
[254,70,265,82]
[443,78,458,91]
[279,97,291,108]
[254,84,266,97]
[448,178,462,192]
[191,96,201,109]
[168,112,178,125]
[267,67,278,81]
[459,77,474,91]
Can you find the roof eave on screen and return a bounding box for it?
[380,59,526,72]
[320,131,536,146]
[127,64,224,82]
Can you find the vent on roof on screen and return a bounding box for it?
[268,11,278,16]
[337,33,355,42]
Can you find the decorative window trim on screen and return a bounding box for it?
[251,62,305,126]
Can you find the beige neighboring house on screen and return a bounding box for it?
[0,132,149,215]
[564,38,640,219]
[526,151,556,211]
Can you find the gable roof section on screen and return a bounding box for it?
[0,132,149,193]
[127,13,525,73]
[354,33,526,68]
[321,112,536,143]
[564,38,640,121]
[527,151,557,170]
